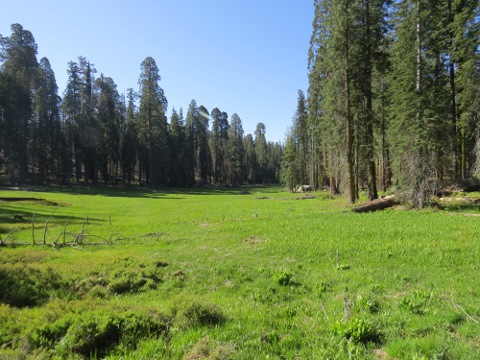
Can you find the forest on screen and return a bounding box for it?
[283,0,479,207]
[0,24,283,188]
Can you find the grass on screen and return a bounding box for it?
[1,185,480,359]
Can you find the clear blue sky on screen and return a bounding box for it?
[1,0,313,143]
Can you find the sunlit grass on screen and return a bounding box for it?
[1,186,480,358]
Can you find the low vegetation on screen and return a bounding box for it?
[1,185,480,359]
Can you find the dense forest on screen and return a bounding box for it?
[0,24,283,187]
[282,0,479,207]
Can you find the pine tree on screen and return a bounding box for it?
[0,24,38,183]
[197,105,212,183]
[168,107,186,186]
[33,57,64,183]
[210,108,230,185]
[121,88,138,184]
[137,56,168,186]
[254,123,268,183]
[185,100,198,185]
[450,0,479,178]
[78,57,98,183]
[62,60,82,182]
[244,134,257,184]
[388,0,451,207]
[95,75,121,183]
[293,90,309,185]
[281,130,300,191]
[227,113,245,185]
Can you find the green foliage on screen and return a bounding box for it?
[31,309,170,358]
[399,290,434,315]
[332,317,382,344]
[171,298,225,329]
[0,266,65,307]
[72,258,168,296]
[274,270,294,286]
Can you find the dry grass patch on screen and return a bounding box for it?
[183,336,235,360]
[244,236,265,245]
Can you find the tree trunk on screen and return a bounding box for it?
[345,4,356,204]
[352,195,398,213]
[365,0,378,201]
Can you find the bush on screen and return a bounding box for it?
[0,266,65,307]
[399,290,433,315]
[274,270,293,286]
[71,258,167,296]
[32,309,170,358]
[332,318,382,344]
[57,312,121,357]
[172,299,225,329]
[120,311,170,349]
[0,304,23,346]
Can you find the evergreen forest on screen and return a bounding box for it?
[283,0,479,207]
[0,24,282,188]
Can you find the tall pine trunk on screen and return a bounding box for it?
[344,1,356,204]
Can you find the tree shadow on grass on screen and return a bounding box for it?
[0,206,105,234]
[2,184,285,199]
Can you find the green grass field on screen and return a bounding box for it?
[1,186,480,359]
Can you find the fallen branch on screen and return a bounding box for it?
[43,209,57,244]
[3,228,18,244]
[454,303,479,324]
[32,212,36,245]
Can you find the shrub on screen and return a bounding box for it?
[274,270,293,286]
[31,309,170,358]
[332,318,382,344]
[0,266,65,307]
[120,311,170,349]
[399,290,433,315]
[57,312,121,357]
[0,304,23,346]
[71,258,167,296]
[172,299,225,329]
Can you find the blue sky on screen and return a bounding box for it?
[1,0,313,143]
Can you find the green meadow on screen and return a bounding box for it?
[1,186,480,359]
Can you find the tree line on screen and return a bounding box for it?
[282,0,479,207]
[0,24,282,187]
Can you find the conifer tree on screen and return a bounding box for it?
[78,57,97,183]
[95,75,121,183]
[254,122,268,183]
[197,105,212,183]
[33,57,64,183]
[0,24,38,183]
[227,113,245,185]
[244,133,257,184]
[281,131,300,191]
[62,60,82,181]
[210,108,230,185]
[137,56,168,186]
[168,107,186,186]
[388,0,451,207]
[184,100,198,186]
[121,89,138,184]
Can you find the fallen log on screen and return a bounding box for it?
[436,197,479,204]
[352,195,398,213]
